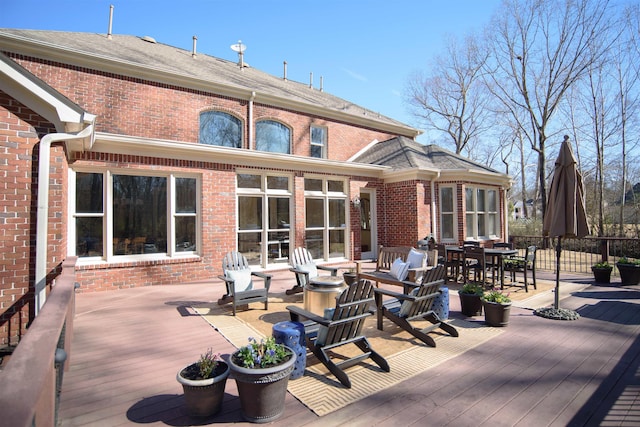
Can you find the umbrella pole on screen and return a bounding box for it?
[555,237,561,309]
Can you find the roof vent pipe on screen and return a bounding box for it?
[192,36,197,58]
[320,76,323,92]
[283,61,287,81]
[309,72,313,89]
[107,4,114,40]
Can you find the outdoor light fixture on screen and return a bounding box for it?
[352,196,361,208]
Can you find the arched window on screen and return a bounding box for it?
[199,111,242,148]
[255,120,290,154]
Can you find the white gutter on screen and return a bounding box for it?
[35,122,95,314]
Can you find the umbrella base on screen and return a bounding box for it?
[534,307,580,321]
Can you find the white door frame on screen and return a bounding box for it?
[359,188,377,260]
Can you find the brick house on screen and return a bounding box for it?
[0,29,511,346]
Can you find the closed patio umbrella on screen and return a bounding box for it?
[541,135,589,318]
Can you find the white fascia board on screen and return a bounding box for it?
[382,168,441,183]
[438,169,513,188]
[91,132,388,178]
[0,52,88,130]
[0,35,420,138]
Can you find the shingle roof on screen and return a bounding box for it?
[0,29,418,136]
[353,136,501,174]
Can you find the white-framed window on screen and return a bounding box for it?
[304,177,347,260]
[199,110,243,148]
[236,172,292,267]
[255,120,291,154]
[310,125,327,158]
[71,169,200,261]
[465,186,498,240]
[439,185,456,241]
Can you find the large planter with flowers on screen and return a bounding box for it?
[176,348,229,418]
[481,290,512,327]
[228,337,296,423]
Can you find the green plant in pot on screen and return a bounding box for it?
[481,289,512,327]
[591,261,613,284]
[458,282,484,317]
[616,257,640,285]
[177,348,229,418]
[228,336,296,423]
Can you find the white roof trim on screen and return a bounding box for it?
[91,132,389,177]
[0,52,93,132]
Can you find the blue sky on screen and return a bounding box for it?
[1,0,503,144]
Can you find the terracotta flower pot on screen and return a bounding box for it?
[228,348,296,423]
[482,301,511,327]
[177,361,229,418]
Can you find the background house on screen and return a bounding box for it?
[0,29,511,347]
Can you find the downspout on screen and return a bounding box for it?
[431,172,441,240]
[35,122,95,314]
[248,91,256,149]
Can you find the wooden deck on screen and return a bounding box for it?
[59,269,640,426]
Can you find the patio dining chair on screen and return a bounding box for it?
[463,246,491,285]
[287,247,339,295]
[286,279,390,388]
[504,245,537,292]
[217,251,271,316]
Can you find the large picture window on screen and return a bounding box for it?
[199,110,242,148]
[255,120,290,153]
[237,173,291,266]
[465,186,498,240]
[73,170,199,259]
[304,177,347,260]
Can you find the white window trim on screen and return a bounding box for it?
[310,125,327,158]
[69,168,201,265]
[236,171,293,268]
[439,185,458,243]
[303,176,348,261]
[465,185,499,240]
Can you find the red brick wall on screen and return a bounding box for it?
[0,92,65,346]
[10,55,397,161]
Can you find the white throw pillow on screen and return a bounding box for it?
[390,258,409,281]
[399,287,420,317]
[296,262,318,279]
[226,269,253,292]
[407,248,427,269]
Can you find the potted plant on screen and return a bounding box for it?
[176,348,230,418]
[228,336,296,423]
[591,261,613,284]
[616,257,640,285]
[481,289,512,327]
[458,282,484,317]
[343,267,358,286]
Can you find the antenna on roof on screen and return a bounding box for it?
[107,4,114,40]
[230,40,246,68]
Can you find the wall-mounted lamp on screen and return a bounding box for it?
[352,196,361,208]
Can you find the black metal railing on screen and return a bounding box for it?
[510,236,640,276]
